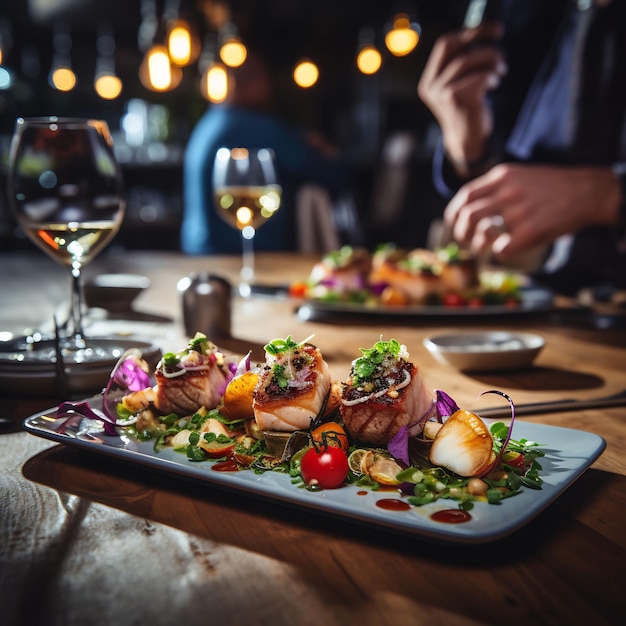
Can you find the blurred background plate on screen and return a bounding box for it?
[0,338,161,397]
[423,331,545,372]
[297,286,555,321]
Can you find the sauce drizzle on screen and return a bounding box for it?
[376,498,411,512]
[430,509,472,524]
[211,460,239,472]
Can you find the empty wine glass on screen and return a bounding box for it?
[213,147,282,296]
[7,116,125,362]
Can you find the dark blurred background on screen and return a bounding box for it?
[0,0,471,253]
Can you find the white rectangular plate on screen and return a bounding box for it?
[23,399,605,544]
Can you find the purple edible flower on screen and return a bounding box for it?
[387,400,438,466]
[388,425,410,466]
[435,389,459,419]
[114,357,150,391]
[57,401,119,436]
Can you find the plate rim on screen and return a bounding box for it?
[21,399,606,545]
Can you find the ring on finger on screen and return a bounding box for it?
[489,214,507,235]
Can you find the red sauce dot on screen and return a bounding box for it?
[356,490,368,496]
[376,498,411,512]
[430,509,472,524]
[211,460,240,472]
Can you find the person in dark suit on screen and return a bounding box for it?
[418,0,626,294]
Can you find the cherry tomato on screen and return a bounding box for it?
[289,281,308,298]
[442,292,465,307]
[504,297,521,308]
[301,446,349,489]
[311,421,349,453]
[502,451,526,471]
[199,439,235,458]
[467,296,484,308]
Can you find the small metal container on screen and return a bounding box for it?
[178,272,232,339]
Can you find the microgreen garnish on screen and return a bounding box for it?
[352,338,403,383]
[324,245,356,268]
[162,352,181,367]
[272,363,289,388]
[188,332,211,353]
[264,335,314,356]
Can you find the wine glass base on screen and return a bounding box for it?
[2,336,150,366]
[238,283,252,298]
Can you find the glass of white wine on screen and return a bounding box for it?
[213,147,282,296]
[7,116,125,361]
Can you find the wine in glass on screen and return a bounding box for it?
[213,147,282,296]
[7,116,125,362]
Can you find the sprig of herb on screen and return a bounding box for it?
[264,335,301,356]
[188,332,211,353]
[162,333,213,370]
[272,363,289,388]
[352,338,402,383]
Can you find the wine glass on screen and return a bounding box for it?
[213,147,282,296]
[7,116,125,362]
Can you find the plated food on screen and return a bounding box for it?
[56,332,547,520]
[290,243,524,308]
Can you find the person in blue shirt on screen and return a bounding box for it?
[181,51,348,255]
[418,0,626,294]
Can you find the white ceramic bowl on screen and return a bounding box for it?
[423,331,545,372]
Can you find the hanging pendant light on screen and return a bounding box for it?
[167,18,200,66]
[356,28,382,75]
[137,0,181,92]
[49,23,76,92]
[94,25,123,100]
[202,60,229,102]
[293,59,319,88]
[199,34,229,102]
[140,43,182,91]
[384,12,421,57]
[218,23,247,68]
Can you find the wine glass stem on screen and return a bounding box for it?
[241,232,255,287]
[70,266,86,348]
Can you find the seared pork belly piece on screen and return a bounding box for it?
[253,337,331,432]
[121,333,234,417]
[340,339,435,445]
[369,244,479,304]
[370,246,443,304]
[154,352,230,415]
[435,246,478,292]
[308,246,372,296]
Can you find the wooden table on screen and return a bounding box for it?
[1,250,625,626]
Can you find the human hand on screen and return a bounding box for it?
[443,164,622,259]
[417,22,506,174]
